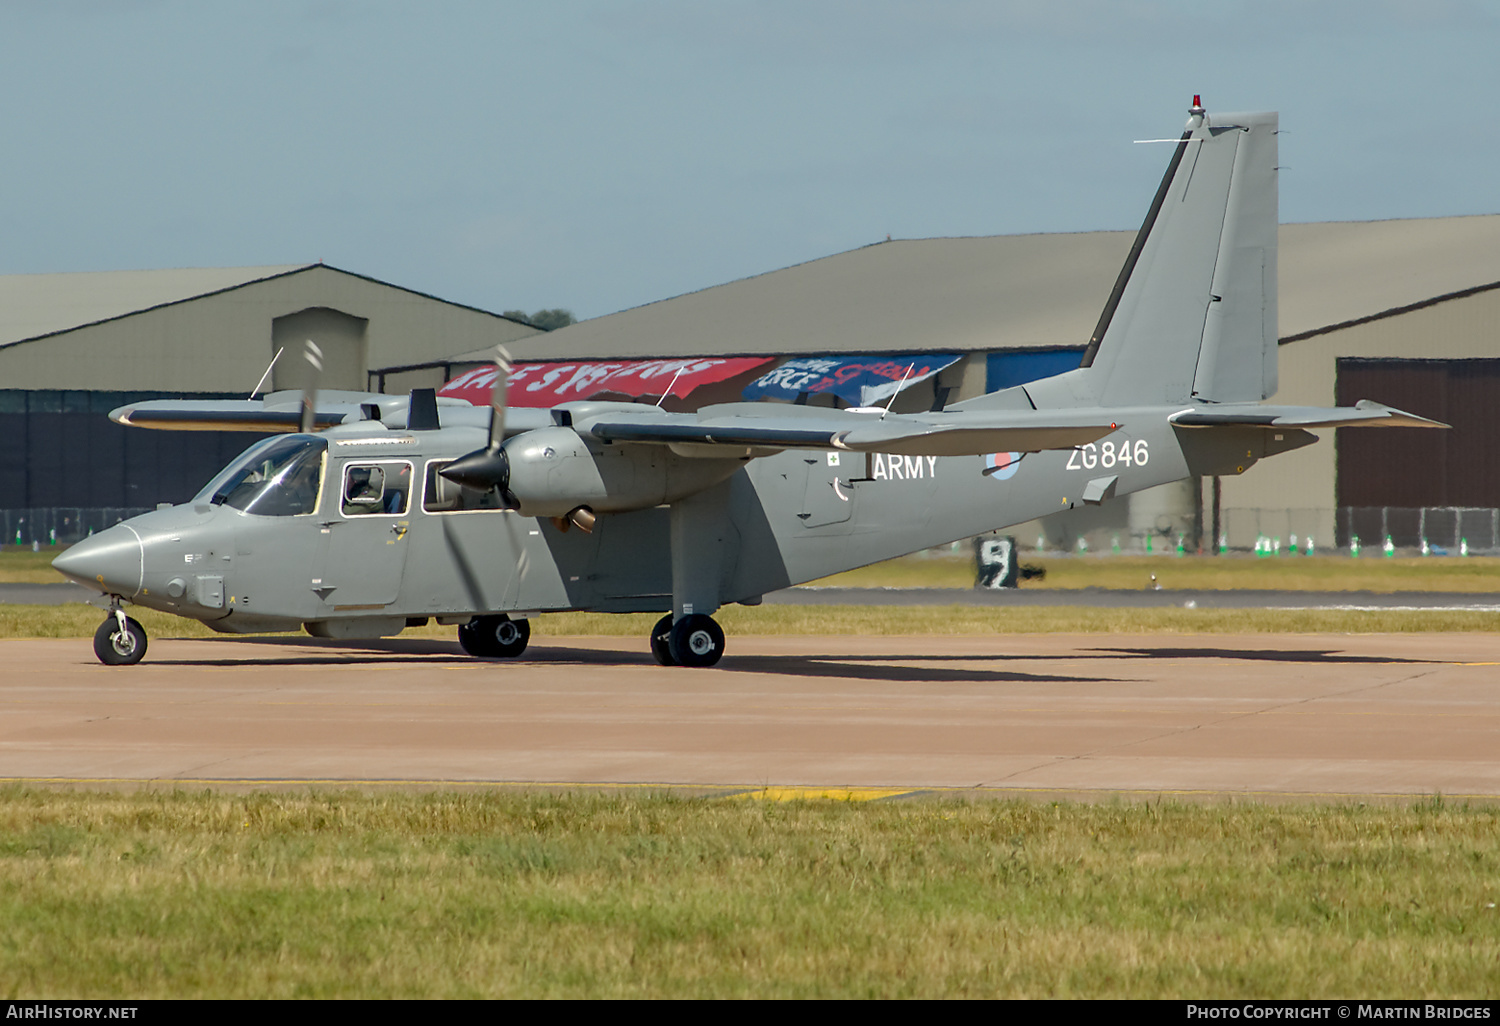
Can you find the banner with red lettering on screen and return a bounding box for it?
[440,357,772,407]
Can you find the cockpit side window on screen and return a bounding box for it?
[342,461,412,516]
[196,435,327,517]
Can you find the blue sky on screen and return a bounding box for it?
[2,1,1496,319]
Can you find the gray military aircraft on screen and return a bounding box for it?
[53,101,1443,667]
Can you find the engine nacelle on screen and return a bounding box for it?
[502,426,740,518]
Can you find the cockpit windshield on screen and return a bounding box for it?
[194,435,327,517]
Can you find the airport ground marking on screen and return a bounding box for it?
[3,776,1499,803]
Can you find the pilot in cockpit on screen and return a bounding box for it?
[343,467,384,514]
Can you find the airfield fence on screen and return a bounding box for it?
[0,508,151,547]
[1089,506,1500,556]
[1339,506,1500,554]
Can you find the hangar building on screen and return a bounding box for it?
[0,264,538,542]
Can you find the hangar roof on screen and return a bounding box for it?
[0,265,307,347]
[489,214,1500,361]
[0,263,522,350]
[1278,215,1500,341]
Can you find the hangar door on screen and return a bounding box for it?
[271,307,369,392]
[1336,358,1500,546]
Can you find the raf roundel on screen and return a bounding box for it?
[984,452,1022,481]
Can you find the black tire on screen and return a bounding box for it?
[457,615,530,658]
[667,614,724,668]
[93,616,147,666]
[649,613,677,666]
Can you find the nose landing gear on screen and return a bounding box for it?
[93,606,147,666]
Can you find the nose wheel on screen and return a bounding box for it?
[93,611,147,666]
[457,615,531,658]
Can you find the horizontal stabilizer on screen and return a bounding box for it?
[1169,400,1447,430]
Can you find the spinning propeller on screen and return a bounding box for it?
[298,340,323,434]
[439,346,519,508]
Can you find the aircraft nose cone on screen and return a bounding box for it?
[52,526,143,598]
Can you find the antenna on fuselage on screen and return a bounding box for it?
[880,364,915,420]
[655,365,687,408]
[249,346,283,400]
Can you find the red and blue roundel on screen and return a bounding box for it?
[984,452,1022,481]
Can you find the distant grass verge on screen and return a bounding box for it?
[0,547,70,584]
[812,553,1500,593]
[5,603,1499,642]
[0,788,1495,998]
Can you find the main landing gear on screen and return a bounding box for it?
[458,614,531,658]
[649,613,725,668]
[93,606,147,666]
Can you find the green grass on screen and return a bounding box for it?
[0,547,71,584]
[10,547,1500,592]
[0,789,1495,998]
[6,603,1500,641]
[812,553,1500,592]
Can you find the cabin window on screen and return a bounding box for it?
[342,461,412,516]
[422,460,507,513]
[196,435,327,517]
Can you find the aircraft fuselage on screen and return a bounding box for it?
[57,412,1311,639]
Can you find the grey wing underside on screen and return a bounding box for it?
[581,402,1119,457]
[108,393,1120,458]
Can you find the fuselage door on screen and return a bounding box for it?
[315,459,415,608]
[797,452,855,529]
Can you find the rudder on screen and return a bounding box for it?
[1024,103,1278,409]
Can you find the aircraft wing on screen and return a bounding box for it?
[111,399,358,432]
[579,402,1120,457]
[109,391,552,435]
[1169,400,1447,430]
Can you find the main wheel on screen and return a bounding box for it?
[667,614,725,668]
[457,615,530,658]
[93,616,147,666]
[649,613,676,666]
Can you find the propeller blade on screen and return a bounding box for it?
[489,345,512,452]
[441,345,519,506]
[298,339,324,434]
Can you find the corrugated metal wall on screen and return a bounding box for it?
[1335,358,1500,508]
[0,390,268,515]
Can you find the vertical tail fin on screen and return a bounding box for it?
[1029,103,1278,408]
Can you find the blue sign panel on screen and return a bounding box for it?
[985,348,1086,393]
[743,354,961,407]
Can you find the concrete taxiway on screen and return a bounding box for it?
[2,633,1498,800]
